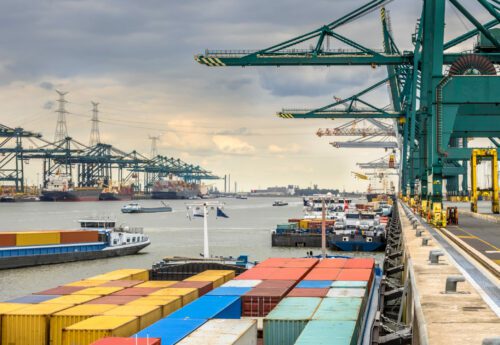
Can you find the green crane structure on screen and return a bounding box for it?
[196,0,500,206]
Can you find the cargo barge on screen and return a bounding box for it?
[0,257,378,345]
[0,219,150,270]
[40,175,102,202]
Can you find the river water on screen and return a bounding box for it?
[0,197,383,300]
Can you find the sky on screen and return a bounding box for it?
[0,0,493,191]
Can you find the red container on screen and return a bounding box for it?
[316,258,347,269]
[34,286,86,295]
[256,280,296,290]
[255,258,289,268]
[287,219,301,223]
[59,230,99,244]
[91,338,161,345]
[235,267,279,280]
[287,288,329,297]
[283,258,318,268]
[255,258,318,269]
[266,267,309,281]
[336,268,373,282]
[242,287,288,317]
[0,233,16,247]
[111,287,161,296]
[303,268,341,281]
[344,258,375,269]
[170,281,213,296]
[99,280,144,288]
[85,295,141,305]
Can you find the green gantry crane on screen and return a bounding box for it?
[196,0,500,209]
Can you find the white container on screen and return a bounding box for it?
[222,280,262,288]
[326,288,366,298]
[177,318,257,345]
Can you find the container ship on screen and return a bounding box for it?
[40,175,102,202]
[0,257,378,345]
[99,185,134,201]
[0,219,150,269]
[152,175,207,200]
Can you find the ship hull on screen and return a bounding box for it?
[0,242,150,270]
[329,234,386,252]
[40,189,101,202]
[151,190,197,200]
[99,192,133,201]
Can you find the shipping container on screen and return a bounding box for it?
[125,296,182,317]
[344,258,375,269]
[167,295,241,319]
[315,258,347,269]
[256,280,296,290]
[135,281,178,288]
[336,268,373,282]
[222,279,262,288]
[99,280,144,288]
[149,288,198,306]
[50,304,118,345]
[41,294,100,305]
[103,305,162,329]
[183,275,224,288]
[296,280,332,289]
[134,317,207,345]
[256,258,318,269]
[15,231,61,246]
[170,281,213,296]
[65,280,108,287]
[75,287,125,296]
[197,269,235,282]
[294,320,358,345]
[87,269,149,282]
[177,318,257,345]
[90,338,161,345]
[287,288,329,297]
[254,258,288,268]
[303,268,341,281]
[312,297,363,321]
[331,281,368,289]
[264,297,322,345]
[266,267,309,281]
[62,315,139,345]
[206,287,251,296]
[2,303,73,345]
[0,303,30,342]
[34,286,87,295]
[0,232,16,247]
[7,294,61,303]
[60,230,99,244]
[84,295,141,305]
[326,287,367,298]
[241,288,289,317]
[234,267,279,280]
[111,287,162,296]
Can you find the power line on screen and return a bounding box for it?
[54,90,69,142]
[89,101,101,146]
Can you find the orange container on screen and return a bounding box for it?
[266,267,309,281]
[99,281,144,288]
[0,233,16,247]
[303,268,341,281]
[59,230,99,244]
[234,267,279,280]
[344,258,375,269]
[255,258,289,268]
[336,268,373,281]
[316,258,347,269]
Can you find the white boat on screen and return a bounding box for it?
[121,202,172,213]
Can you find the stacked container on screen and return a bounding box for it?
[177,319,257,345]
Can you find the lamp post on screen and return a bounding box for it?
[186,201,225,259]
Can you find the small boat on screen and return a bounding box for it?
[236,195,248,200]
[121,202,172,213]
[273,200,288,206]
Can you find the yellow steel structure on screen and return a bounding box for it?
[470,149,499,214]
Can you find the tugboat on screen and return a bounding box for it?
[272,200,288,206]
[40,175,102,201]
[121,202,172,213]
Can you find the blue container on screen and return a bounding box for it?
[206,287,251,296]
[297,280,332,288]
[167,295,241,319]
[7,294,61,303]
[134,318,207,345]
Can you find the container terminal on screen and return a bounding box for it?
[1,0,500,344]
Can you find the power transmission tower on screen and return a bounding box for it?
[89,101,101,146]
[149,135,161,158]
[54,90,69,142]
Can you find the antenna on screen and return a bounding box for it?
[54,90,69,142]
[89,101,101,146]
[148,135,161,158]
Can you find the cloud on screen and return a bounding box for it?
[268,143,301,154]
[215,127,252,136]
[39,81,54,90]
[212,135,255,155]
[43,100,54,109]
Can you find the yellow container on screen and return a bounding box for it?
[125,296,182,317]
[2,303,73,345]
[198,270,235,282]
[135,280,178,288]
[62,315,139,345]
[65,280,108,287]
[184,275,225,287]
[50,304,118,345]
[149,288,198,306]
[87,269,149,281]
[41,295,99,305]
[0,303,30,342]
[74,287,124,296]
[299,219,310,229]
[102,305,161,329]
[16,231,60,246]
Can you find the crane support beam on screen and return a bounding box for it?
[331,141,398,148]
[278,110,403,119]
[443,19,498,50]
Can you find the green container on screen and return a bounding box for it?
[294,320,357,345]
[312,297,362,321]
[276,223,298,230]
[331,281,368,289]
[264,297,321,345]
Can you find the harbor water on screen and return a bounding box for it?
[0,197,383,300]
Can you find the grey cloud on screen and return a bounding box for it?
[39,81,54,90]
[215,127,252,136]
[43,100,54,109]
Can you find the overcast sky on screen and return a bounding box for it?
[0,0,492,191]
